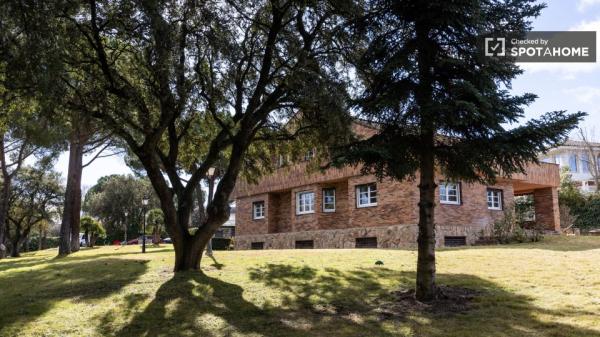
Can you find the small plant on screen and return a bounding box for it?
[375,260,384,266]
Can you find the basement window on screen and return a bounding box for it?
[295,240,314,249]
[251,242,264,250]
[355,237,378,248]
[444,236,466,247]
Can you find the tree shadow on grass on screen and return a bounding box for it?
[97,262,600,337]
[0,258,148,336]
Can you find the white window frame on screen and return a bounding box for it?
[487,189,502,210]
[296,191,315,215]
[252,201,265,219]
[304,149,315,161]
[322,188,336,212]
[356,183,377,208]
[440,182,461,205]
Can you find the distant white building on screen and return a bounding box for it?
[541,140,600,193]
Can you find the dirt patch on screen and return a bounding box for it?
[373,286,479,320]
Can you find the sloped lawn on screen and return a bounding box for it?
[1,236,599,337]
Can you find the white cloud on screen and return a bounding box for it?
[578,0,600,11]
[518,19,600,79]
[563,86,600,103]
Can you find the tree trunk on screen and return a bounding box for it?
[10,235,22,258]
[58,133,84,256]
[89,233,96,248]
[38,228,43,251]
[173,235,206,271]
[0,135,10,259]
[415,149,437,301]
[41,229,47,250]
[414,22,437,302]
[84,229,89,247]
[206,176,215,257]
[152,227,160,245]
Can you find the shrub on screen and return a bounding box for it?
[573,195,600,231]
[490,208,543,244]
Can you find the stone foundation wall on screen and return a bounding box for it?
[234,223,486,250]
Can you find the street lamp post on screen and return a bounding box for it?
[142,198,149,253]
[123,211,129,244]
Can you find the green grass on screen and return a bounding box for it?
[1,236,599,337]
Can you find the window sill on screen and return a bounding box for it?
[357,203,377,208]
[323,209,336,213]
[440,201,461,206]
[488,207,503,211]
[296,211,315,216]
[253,217,265,220]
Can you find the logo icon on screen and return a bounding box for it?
[485,37,505,56]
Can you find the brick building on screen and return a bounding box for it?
[232,128,561,250]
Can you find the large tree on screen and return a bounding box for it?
[6,166,63,257]
[333,0,584,301]
[83,174,158,243]
[32,0,353,271]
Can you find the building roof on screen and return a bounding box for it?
[562,139,600,148]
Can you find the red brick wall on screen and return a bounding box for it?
[318,181,349,230]
[435,181,514,227]
[272,192,292,233]
[533,187,560,231]
[236,175,526,235]
[347,176,418,228]
[236,193,269,235]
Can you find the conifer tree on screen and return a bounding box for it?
[334,0,584,301]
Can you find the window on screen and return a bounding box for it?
[355,237,378,248]
[296,191,315,215]
[322,188,336,212]
[440,182,461,205]
[252,201,265,219]
[295,240,314,249]
[304,149,315,161]
[487,189,503,210]
[444,236,466,247]
[569,154,578,172]
[251,242,264,250]
[356,183,377,207]
[581,153,590,173]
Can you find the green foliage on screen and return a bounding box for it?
[572,194,600,230]
[146,208,165,236]
[6,166,63,253]
[557,167,600,230]
[332,1,584,184]
[80,216,106,237]
[559,167,586,210]
[83,175,158,242]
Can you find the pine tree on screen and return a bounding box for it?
[334,0,585,301]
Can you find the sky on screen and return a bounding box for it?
[55,0,600,189]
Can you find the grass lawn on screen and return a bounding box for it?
[1,236,599,337]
